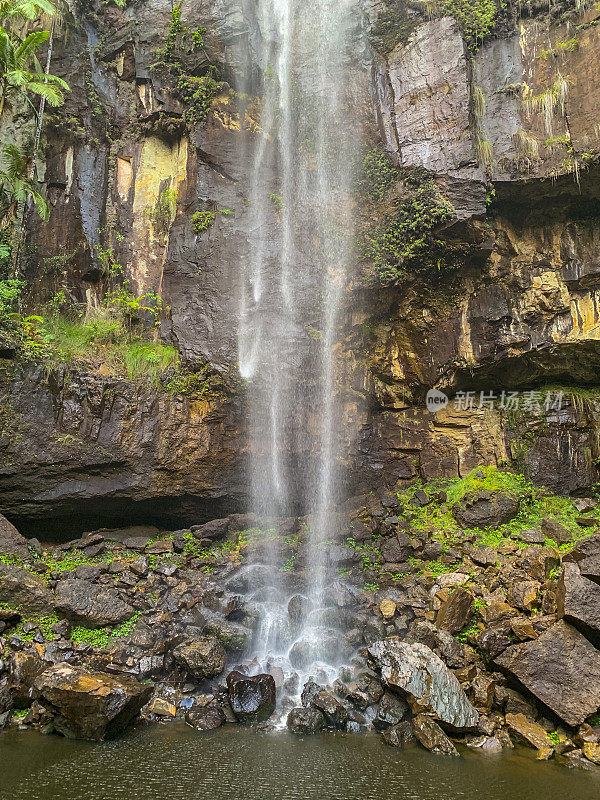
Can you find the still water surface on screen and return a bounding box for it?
[1,724,599,800]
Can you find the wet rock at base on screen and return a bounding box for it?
[373,691,409,730]
[301,680,323,708]
[203,620,250,654]
[505,713,553,751]
[185,701,225,732]
[226,671,276,724]
[10,652,47,707]
[173,636,226,680]
[382,720,415,747]
[496,621,600,726]
[413,714,460,756]
[149,698,176,718]
[192,518,230,542]
[54,579,134,627]
[288,594,312,625]
[34,664,153,740]
[0,514,30,561]
[311,690,348,728]
[368,639,478,730]
[287,707,325,735]
[0,562,54,616]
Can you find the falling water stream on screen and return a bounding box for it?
[235,0,362,707]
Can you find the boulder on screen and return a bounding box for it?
[0,562,54,615]
[311,690,348,727]
[226,671,276,724]
[379,599,396,619]
[287,707,325,735]
[173,637,226,679]
[185,702,225,731]
[574,499,597,514]
[413,714,459,756]
[368,639,478,730]
[373,691,409,730]
[453,492,519,528]
[0,515,30,560]
[564,532,600,585]
[518,529,545,545]
[301,680,323,707]
[475,627,511,661]
[496,621,600,727]
[149,698,176,717]
[506,713,552,751]
[380,533,411,564]
[288,594,311,624]
[405,620,464,668]
[541,518,573,545]
[54,580,134,628]
[436,588,474,633]
[145,540,173,555]
[506,580,540,612]
[557,563,600,645]
[34,664,153,740]
[10,652,47,707]
[471,675,495,711]
[382,720,415,747]
[203,620,250,653]
[192,518,230,541]
[122,535,152,551]
[583,743,600,764]
[470,547,496,567]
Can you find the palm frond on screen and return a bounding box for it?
[15,30,50,65]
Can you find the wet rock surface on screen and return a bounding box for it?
[226,671,276,724]
[368,639,479,730]
[287,707,326,735]
[34,664,153,740]
[173,637,226,680]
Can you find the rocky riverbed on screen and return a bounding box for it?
[1,466,600,770]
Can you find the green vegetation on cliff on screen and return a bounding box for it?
[371,0,421,53]
[363,177,456,283]
[431,0,499,52]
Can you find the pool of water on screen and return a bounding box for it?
[1,724,599,800]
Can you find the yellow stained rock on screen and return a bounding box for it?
[150,698,176,717]
[583,742,600,764]
[379,599,396,619]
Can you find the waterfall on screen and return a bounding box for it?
[234,0,362,702]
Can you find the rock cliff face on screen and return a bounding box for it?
[2,0,600,529]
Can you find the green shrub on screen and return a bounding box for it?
[0,279,23,321]
[371,0,420,53]
[177,75,219,128]
[192,210,216,234]
[357,148,398,202]
[364,179,455,282]
[431,0,498,53]
[269,193,284,213]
